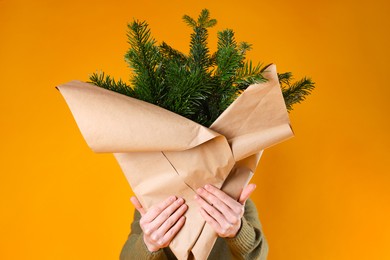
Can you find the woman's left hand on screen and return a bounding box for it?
[194,183,256,238]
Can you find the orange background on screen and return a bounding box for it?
[1,0,389,259]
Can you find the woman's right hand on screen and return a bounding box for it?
[130,195,188,252]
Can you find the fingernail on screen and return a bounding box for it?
[204,184,210,189]
[197,188,203,193]
[194,195,199,199]
[170,196,176,201]
[177,197,183,204]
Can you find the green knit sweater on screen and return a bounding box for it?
[120,199,268,259]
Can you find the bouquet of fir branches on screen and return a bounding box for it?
[57,9,314,259]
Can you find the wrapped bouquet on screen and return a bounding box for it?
[57,9,314,259]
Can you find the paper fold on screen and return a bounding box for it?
[57,80,220,153]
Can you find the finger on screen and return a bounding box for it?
[158,216,186,247]
[203,184,243,215]
[153,203,188,240]
[238,184,256,205]
[151,197,185,231]
[199,207,227,235]
[143,196,177,223]
[196,187,236,220]
[194,194,226,225]
[200,207,238,238]
[130,196,146,216]
[199,207,221,230]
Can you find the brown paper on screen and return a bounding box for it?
[56,64,293,259]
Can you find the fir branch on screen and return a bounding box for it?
[182,15,197,28]
[159,42,188,63]
[183,9,217,29]
[235,61,266,90]
[211,29,243,116]
[184,9,215,71]
[281,76,315,111]
[278,72,293,85]
[215,29,243,82]
[188,26,212,70]
[197,9,217,28]
[238,42,252,55]
[124,20,164,103]
[88,72,135,97]
[181,10,217,125]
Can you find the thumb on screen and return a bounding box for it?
[130,196,146,216]
[238,184,256,205]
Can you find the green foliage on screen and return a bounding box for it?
[278,72,315,111]
[235,61,266,90]
[124,20,165,104]
[89,72,134,97]
[88,9,315,127]
[159,42,188,63]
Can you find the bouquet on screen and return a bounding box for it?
[56,9,314,259]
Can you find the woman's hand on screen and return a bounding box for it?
[194,183,256,238]
[130,196,188,252]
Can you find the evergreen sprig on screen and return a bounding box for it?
[124,20,164,104]
[88,9,315,127]
[279,72,315,111]
[89,72,134,97]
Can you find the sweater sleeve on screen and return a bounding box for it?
[224,199,269,260]
[119,210,168,260]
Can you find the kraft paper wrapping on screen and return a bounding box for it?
[56,64,293,259]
